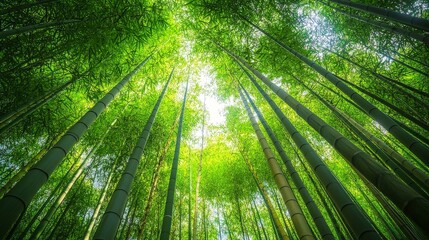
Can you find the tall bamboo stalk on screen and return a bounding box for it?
[193,99,205,240]
[93,68,173,239]
[160,79,189,239]
[242,151,290,240]
[137,112,181,238]
[328,0,429,31]
[324,2,429,44]
[242,85,335,240]
[238,18,429,164]
[0,53,154,237]
[234,53,429,235]
[234,59,380,239]
[239,87,315,240]
[0,131,65,197]
[292,75,429,193]
[83,146,124,240]
[29,145,96,240]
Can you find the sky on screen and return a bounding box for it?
[197,66,228,126]
[184,65,232,148]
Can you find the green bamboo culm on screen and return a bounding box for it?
[28,119,118,239]
[160,79,189,240]
[292,76,429,196]
[327,0,429,32]
[83,148,121,240]
[0,61,105,135]
[241,84,335,240]
[0,54,154,238]
[241,152,290,240]
[231,58,382,239]
[232,52,429,236]
[239,17,429,165]
[239,87,315,240]
[292,75,429,198]
[93,68,174,240]
[324,3,429,45]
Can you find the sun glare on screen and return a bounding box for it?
[198,67,228,126]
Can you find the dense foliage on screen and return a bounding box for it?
[0,0,428,239]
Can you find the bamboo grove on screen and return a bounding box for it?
[0,0,428,239]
